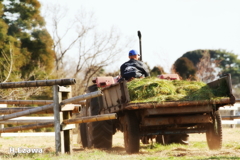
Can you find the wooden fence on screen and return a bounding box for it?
[0,79,117,155]
[220,100,240,128]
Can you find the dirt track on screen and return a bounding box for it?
[108,127,240,158]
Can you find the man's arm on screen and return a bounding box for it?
[136,61,150,77]
[120,64,124,77]
[143,64,150,77]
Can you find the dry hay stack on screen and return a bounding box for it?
[127,77,228,103]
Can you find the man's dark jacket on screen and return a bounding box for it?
[120,59,150,81]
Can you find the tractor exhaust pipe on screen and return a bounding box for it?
[137,30,142,61]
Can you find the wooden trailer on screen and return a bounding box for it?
[79,74,235,153]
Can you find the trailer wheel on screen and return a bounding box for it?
[123,111,140,154]
[87,84,113,149]
[206,110,222,150]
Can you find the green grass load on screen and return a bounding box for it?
[127,77,229,103]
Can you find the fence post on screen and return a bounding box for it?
[53,85,61,155]
[0,104,7,137]
[53,85,73,155]
[230,109,236,128]
[60,86,73,154]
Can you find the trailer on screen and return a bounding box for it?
[79,74,235,153]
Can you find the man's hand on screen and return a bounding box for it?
[128,77,135,82]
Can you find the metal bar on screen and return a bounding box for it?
[78,100,86,105]
[142,114,212,126]
[141,128,207,136]
[61,90,102,104]
[0,122,54,133]
[144,105,213,116]
[62,113,117,124]
[0,78,76,89]
[125,98,231,110]
[0,100,53,105]
[0,106,80,115]
[137,31,142,61]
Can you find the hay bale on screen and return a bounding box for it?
[127,77,228,103]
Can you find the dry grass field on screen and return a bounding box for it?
[0,127,240,159]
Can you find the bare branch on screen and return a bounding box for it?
[0,42,13,83]
[196,51,216,82]
[44,4,132,95]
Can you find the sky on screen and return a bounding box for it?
[39,0,240,73]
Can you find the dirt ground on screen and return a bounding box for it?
[0,127,240,158]
[109,127,240,158]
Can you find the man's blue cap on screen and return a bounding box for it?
[129,50,139,56]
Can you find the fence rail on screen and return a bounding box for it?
[235,99,240,102]
[0,100,53,105]
[0,116,54,124]
[220,102,240,127]
[1,132,55,137]
[0,78,76,88]
[0,78,115,155]
[0,113,116,133]
[0,106,80,114]
[222,119,240,125]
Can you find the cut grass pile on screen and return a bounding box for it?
[127,77,229,103]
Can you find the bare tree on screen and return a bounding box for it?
[44,4,132,95]
[43,5,97,78]
[196,50,215,83]
[72,26,130,93]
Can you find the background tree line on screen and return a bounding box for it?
[0,0,132,100]
[0,0,239,100]
[172,49,240,97]
[0,0,55,100]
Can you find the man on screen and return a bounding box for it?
[120,50,150,81]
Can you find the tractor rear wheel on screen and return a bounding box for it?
[79,123,89,148]
[87,84,113,149]
[79,104,90,148]
[206,110,222,150]
[123,111,140,153]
